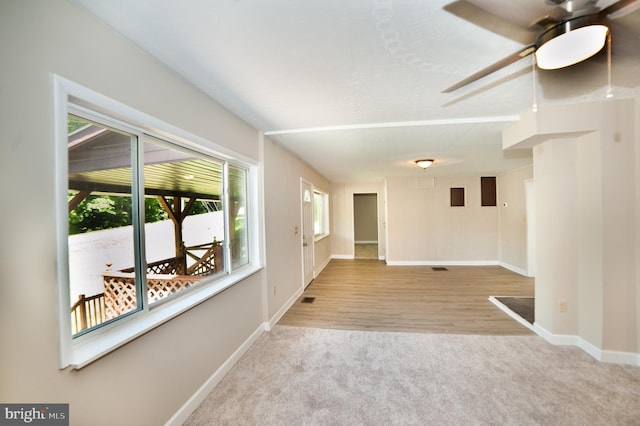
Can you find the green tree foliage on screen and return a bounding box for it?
[69,195,131,235]
[68,116,87,133]
[145,197,170,223]
[188,200,208,216]
[68,194,170,235]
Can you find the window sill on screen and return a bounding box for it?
[314,233,330,243]
[66,264,263,369]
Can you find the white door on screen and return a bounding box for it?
[301,179,314,287]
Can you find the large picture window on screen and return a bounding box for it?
[67,118,231,336]
[56,77,259,368]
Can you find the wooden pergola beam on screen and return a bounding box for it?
[68,190,91,213]
[156,196,198,275]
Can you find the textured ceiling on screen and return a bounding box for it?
[72,0,640,183]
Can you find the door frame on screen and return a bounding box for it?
[300,178,315,288]
[353,192,379,259]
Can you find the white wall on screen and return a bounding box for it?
[504,98,639,362]
[0,1,331,424]
[497,166,533,275]
[331,173,533,270]
[263,137,331,320]
[600,100,637,353]
[533,138,581,335]
[384,175,499,264]
[577,132,604,348]
[331,182,386,259]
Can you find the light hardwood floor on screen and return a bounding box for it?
[278,259,535,335]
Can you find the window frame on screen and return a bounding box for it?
[313,189,330,241]
[227,163,251,270]
[66,113,146,336]
[54,76,262,369]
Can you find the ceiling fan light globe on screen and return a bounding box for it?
[535,23,609,70]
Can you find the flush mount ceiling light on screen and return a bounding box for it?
[535,14,609,70]
[415,159,434,169]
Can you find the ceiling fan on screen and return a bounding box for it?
[443,0,640,93]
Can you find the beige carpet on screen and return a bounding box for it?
[185,326,640,425]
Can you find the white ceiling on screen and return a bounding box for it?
[72,0,640,183]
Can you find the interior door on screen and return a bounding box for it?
[301,179,314,287]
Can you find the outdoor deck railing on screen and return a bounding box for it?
[71,293,106,335]
[71,242,223,333]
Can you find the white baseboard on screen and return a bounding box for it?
[314,256,331,277]
[165,322,268,426]
[532,323,640,366]
[385,260,499,266]
[268,286,303,330]
[327,258,527,273]
[330,258,523,271]
[533,322,587,345]
[332,254,355,260]
[600,349,640,365]
[498,262,529,277]
[488,296,535,332]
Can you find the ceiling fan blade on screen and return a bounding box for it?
[463,0,556,28]
[530,6,572,28]
[442,45,535,93]
[443,1,537,45]
[600,0,640,17]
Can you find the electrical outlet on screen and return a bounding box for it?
[559,301,567,313]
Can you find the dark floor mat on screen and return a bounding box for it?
[495,297,534,324]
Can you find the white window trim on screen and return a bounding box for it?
[313,188,330,241]
[53,75,262,369]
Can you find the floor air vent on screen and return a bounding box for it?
[301,297,316,304]
[432,267,448,271]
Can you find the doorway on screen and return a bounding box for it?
[353,193,378,260]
